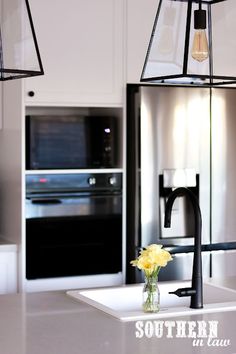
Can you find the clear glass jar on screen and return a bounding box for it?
[142,276,160,313]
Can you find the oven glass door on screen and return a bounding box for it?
[26,194,122,279]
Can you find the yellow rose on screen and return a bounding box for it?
[146,244,163,252]
[154,249,172,267]
[130,259,138,267]
[130,244,172,276]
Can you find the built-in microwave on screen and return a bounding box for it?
[26,115,118,170]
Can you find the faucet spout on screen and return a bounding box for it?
[164,187,203,309]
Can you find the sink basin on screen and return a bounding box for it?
[67,280,236,321]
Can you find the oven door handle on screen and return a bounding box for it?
[31,198,62,204]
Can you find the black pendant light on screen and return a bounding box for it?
[0,0,44,81]
[141,0,236,86]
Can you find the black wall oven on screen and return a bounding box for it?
[26,173,122,280]
[26,115,118,170]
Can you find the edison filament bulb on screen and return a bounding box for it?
[191,3,209,62]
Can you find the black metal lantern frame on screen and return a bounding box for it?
[0,0,44,81]
[141,0,236,86]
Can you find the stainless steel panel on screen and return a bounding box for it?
[211,250,236,278]
[212,88,236,243]
[158,252,210,281]
[140,86,211,247]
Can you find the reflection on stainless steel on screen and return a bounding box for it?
[163,169,196,188]
[140,86,210,245]
[210,88,236,278]
[212,88,236,244]
[26,195,122,219]
[159,252,210,282]
[211,250,236,278]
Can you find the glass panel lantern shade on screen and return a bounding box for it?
[140,0,236,86]
[0,0,44,80]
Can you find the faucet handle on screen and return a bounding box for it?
[169,287,196,297]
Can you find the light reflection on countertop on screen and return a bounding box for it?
[0,278,236,354]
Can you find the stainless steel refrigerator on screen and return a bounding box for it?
[126,84,236,283]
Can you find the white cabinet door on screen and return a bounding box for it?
[25,0,124,106]
[126,0,159,83]
[0,251,17,294]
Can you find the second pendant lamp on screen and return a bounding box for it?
[140,0,236,86]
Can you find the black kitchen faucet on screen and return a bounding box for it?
[164,187,203,309]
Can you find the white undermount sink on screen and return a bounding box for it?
[67,280,236,321]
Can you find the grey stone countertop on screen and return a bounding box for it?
[0,278,236,354]
[0,238,17,252]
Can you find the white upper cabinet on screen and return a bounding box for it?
[126,0,159,83]
[25,0,124,106]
